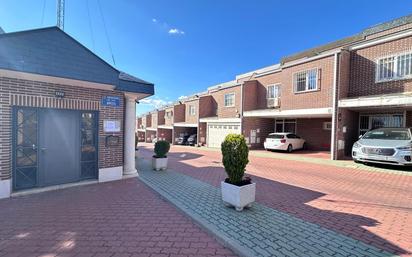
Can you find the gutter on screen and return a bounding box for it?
[331,52,340,160]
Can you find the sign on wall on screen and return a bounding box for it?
[102,96,120,107]
[104,120,121,132]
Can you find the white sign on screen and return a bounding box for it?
[104,120,121,132]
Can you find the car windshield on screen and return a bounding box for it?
[362,128,411,140]
[267,134,285,139]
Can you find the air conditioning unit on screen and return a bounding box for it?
[267,98,280,108]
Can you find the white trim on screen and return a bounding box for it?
[158,125,173,129]
[375,50,412,83]
[137,129,146,132]
[338,93,412,108]
[331,53,339,161]
[244,107,332,118]
[293,68,319,93]
[173,122,198,128]
[236,64,282,80]
[146,127,157,131]
[350,30,412,51]
[267,84,281,99]
[99,166,123,183]
[199,117,242,123]
[0,179,11,199]
[11,180,98,197]
[188,104,196,116]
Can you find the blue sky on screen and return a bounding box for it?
[1,1,412,115]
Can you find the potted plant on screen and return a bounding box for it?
[221,134,255,211]
[152,140,170,171]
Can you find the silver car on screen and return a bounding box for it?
[352,127,412,166]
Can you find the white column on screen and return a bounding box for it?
[123,95,137,175]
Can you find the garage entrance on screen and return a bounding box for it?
[207,122,241,148]
[12,107,98,191]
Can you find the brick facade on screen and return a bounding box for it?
[0,76,124,181]
[184,99,199,124]
[164,107,174,126]
[157,110,165,125]
[151,112,158,129]
[173,104,185,123]
[157,128,173,143]
[145,114,152,128]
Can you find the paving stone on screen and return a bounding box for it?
[138,158,398,257]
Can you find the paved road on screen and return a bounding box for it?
[0,179,236,257]
[139,143,412,257]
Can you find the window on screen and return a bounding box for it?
[267,84,281,99]
[359,113,404,135]
[275,119,296,133]
[189,105,196,116]
[165,111,173,118]
[323,122,332,130]
[293,69,318,93]
[376,52,412,82]
[224,93,235,107]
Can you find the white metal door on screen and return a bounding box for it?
[207,123,241,148]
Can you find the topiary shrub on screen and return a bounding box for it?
[154,140,170,158]
[221,134,249,185]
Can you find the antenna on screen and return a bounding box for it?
[57,0,65,30]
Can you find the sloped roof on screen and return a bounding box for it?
[0,27,154,95]
[281,13,412,64]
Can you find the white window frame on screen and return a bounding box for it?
[358,112,405,135]
[293,68,319,93]
[267,84,281,99]
[375,51,412,83]
[274,119,297,133]
[323,122,332,130]
[224,93,235,107]
[188,105,196,116]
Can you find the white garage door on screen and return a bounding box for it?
[207,123,241,148]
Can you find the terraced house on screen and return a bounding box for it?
[138,14,412,161]
[0,27,154,199]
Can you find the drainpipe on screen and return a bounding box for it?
[331,52,339,160]
[240,82,244,134]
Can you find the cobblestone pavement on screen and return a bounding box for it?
[139,143,412,257]
[138,158,396,257]
[0,178,236,257]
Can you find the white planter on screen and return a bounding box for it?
[135,149,139,158]
[221,181,256,211]
[152,157,168,171]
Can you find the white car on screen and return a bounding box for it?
[264,133,306,152]
[352,127,412,166]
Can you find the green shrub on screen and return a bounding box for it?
[135,133,138,148]
[154,140,170,158]
[221,134,249,185]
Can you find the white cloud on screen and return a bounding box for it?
[152,18,157,23]
[178,95,188,100]
[168,28,185,35]
[139,97,170,109]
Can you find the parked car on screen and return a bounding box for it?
[352,127,412,166]
[187,134,197,146]
[176,135,190,145]
[264,133,305,152]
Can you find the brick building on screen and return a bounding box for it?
[139,14,412,161]
[0,27,154,199]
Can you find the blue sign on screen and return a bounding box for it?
[102,96,120,107]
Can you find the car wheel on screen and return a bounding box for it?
[302,143,307,150]
[287,144,293,153]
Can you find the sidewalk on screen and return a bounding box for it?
[137,158,396,257]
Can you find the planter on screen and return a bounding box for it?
[135,148,139,158]
[152,156,168,171]
[221,181,256,211]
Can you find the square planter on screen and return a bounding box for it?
[152,157,168,171]
[221,181,256,211]
[135,148,139,158]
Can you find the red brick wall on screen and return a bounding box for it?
[296,118,331,151]
[184,99,199,124]
[242,117,275,149]
[198,122,207,145]
[145,114,152,128]
[242,80,259,112]
[336,109,359,158]
[174,104,186,123]
[210,85,242,118]
[157,128,173,143]
[199,95,216,118]
[141,116,147,128]
[349,36,412,97]
[157,110,165,125]
[0,76,125,180]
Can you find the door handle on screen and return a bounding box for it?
[40,147,47,151]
